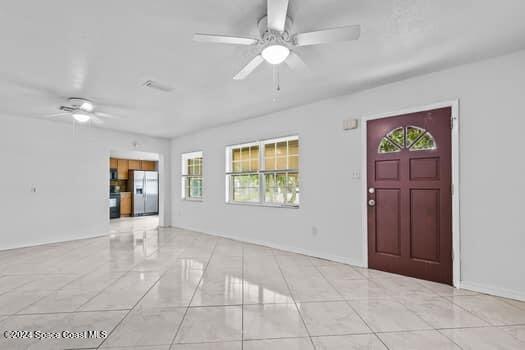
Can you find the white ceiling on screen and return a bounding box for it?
[1,0,525,138]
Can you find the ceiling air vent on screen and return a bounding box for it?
[143,80,174,93]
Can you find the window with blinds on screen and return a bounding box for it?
[226,136,299,207]
[181,151,203,200]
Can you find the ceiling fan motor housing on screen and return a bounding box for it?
[257,15,294,49]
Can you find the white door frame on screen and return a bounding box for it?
[360,100,461,287]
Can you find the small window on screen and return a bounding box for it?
[378,126,436,153]
[226,136,299,207]
[181,151,203,200]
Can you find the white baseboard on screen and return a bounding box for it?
[460,281,525,302]
[0,232,106,251]
[171,224,366,268]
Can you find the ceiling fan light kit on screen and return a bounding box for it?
[193,0,360,86]
[261,45,290,65]
[72,111,91,123]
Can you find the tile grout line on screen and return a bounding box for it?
[167,238,219,349]
[75,227,168,313]
[273,255,317,349]
[93,227,168,349]
[95,267,166,349]
[314,264,485,350]
[312,262,392,350]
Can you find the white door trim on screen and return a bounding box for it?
[360,100,461,287]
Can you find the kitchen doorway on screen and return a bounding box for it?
[109,150,166,227]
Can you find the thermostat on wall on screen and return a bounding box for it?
[343,118,359,130]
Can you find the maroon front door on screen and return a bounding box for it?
[367,107,452,285]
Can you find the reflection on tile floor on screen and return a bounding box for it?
[0,216,524,349]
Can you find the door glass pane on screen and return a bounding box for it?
[387,127,405,147]
[410,132,436,151]
[406,126,425,147]
[378,138,401,153]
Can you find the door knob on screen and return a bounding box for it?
[368,199,376,207]
[368,187,375,194]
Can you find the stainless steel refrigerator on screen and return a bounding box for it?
[129,170,159,216]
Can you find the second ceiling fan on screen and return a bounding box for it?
[193,0,361,81]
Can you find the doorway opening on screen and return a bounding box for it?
[109,150,166,228]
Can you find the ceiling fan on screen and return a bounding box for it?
[50,97,121,125]
[193,0,361,81]
[1,76,127,125]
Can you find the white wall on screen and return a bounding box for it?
[171,49,525,300]
[0,116,171,250]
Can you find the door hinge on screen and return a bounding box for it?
[450,117,454,129]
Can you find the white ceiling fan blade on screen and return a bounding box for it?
[285,52,309,73]
[43,112,70,118]
[267,0,289,32]
[233,55,265,80]
[193,33,258,45]
[294,25,361,47]
[95,111,123,119]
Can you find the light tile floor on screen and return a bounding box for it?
[0,216,524,349]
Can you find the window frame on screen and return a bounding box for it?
[181,151,204,201]
[225,135,300,208]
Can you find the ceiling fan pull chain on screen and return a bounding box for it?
[272,65,281,101]
[273,65,281,92]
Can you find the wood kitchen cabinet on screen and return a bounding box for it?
[128,159,141,170]
[120,192,131,216]
[110,158,118,169]
[141,160,156,171]
[117,159,129,180]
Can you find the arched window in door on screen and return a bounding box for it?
[378,126,436,154]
